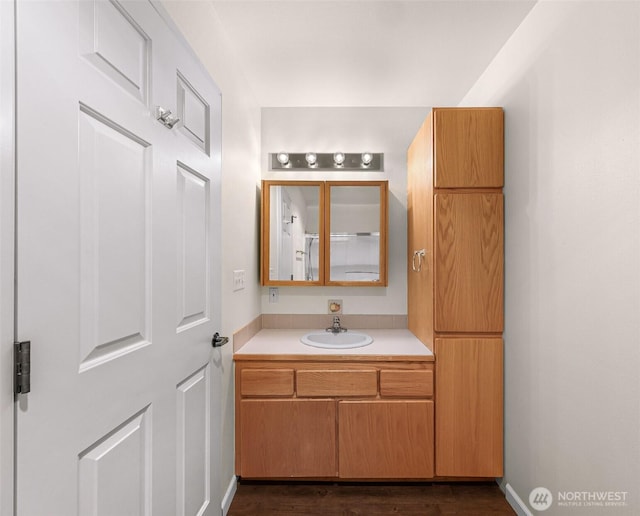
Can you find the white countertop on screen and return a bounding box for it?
[235,329,433,359]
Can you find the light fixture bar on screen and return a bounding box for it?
[269,153,383,171]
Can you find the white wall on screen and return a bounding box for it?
[461,2,640,514]
[261,107,429,315]
[161,0,262,503]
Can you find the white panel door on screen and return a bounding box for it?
[15,1,222,515]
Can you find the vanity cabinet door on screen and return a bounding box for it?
[239,399,336,478]
[435,338,503,477]
[407,112,435,347]
[338,400,434,479]
[434,192,503,333]
[433,108,504,188]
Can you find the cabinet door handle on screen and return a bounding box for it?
[412,249,426,272]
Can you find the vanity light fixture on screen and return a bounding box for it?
[269,152,384,171]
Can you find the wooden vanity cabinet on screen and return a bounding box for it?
[235,359,435,480]
[407,107,504,478]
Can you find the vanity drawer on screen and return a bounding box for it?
[380,370,433,398]
[240,369,294,397]
[296,370,378,397]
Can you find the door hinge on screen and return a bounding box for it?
[14,341,31,395]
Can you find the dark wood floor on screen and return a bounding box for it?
[228,481,516,515]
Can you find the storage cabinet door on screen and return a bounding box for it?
[338,400,434,479]
[407,114,435,345]
[434,192,503,332]
[240,399,336,478]
[435,338,503,477]
[433,108,504,188]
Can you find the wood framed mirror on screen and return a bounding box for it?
[261,180,388,287]
[325,181,388,286]
[261,181,325,285]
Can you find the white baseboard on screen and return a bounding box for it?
[506,483,533,516]
[221,475,238,516]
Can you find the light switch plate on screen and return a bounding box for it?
[269,287,279,303]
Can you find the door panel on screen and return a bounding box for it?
[433,108,504,188]
[338,400,434,479]
[79,0,150,104]
[435,338,503,477]
[16,2,222,515]
[177,72,210,154]
[177,162,210,332]
[78,104,152,371]
[78,408,152,516]
[240,399,337,478]
[177,366,211,516]
[434,192,504,333]
[407,113,434,347]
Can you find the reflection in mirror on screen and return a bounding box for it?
[329,185,381,283]
[269,185,320,282]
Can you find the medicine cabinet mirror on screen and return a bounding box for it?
[261,180,388,287]
[262,181,324,285]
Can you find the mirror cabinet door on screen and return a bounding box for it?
[262,181,324,285]
[326,182,388,286]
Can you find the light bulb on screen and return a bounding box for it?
[305,152,317,167]
[333,152,346,166]
[276,152,289,166]
[361,152,373,166]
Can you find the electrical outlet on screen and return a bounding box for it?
[328,299,342,314]
[233,270,245,291]
[269,287,279,303]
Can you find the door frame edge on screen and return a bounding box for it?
[0,1,16,515]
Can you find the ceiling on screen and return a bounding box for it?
[209,0,536,107]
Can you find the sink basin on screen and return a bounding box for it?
[301,331,373,349]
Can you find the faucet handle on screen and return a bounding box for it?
[326,315,346,333]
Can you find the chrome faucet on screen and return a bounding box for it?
[326,316,347,334]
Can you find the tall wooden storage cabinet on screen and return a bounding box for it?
[407,107,504,477]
